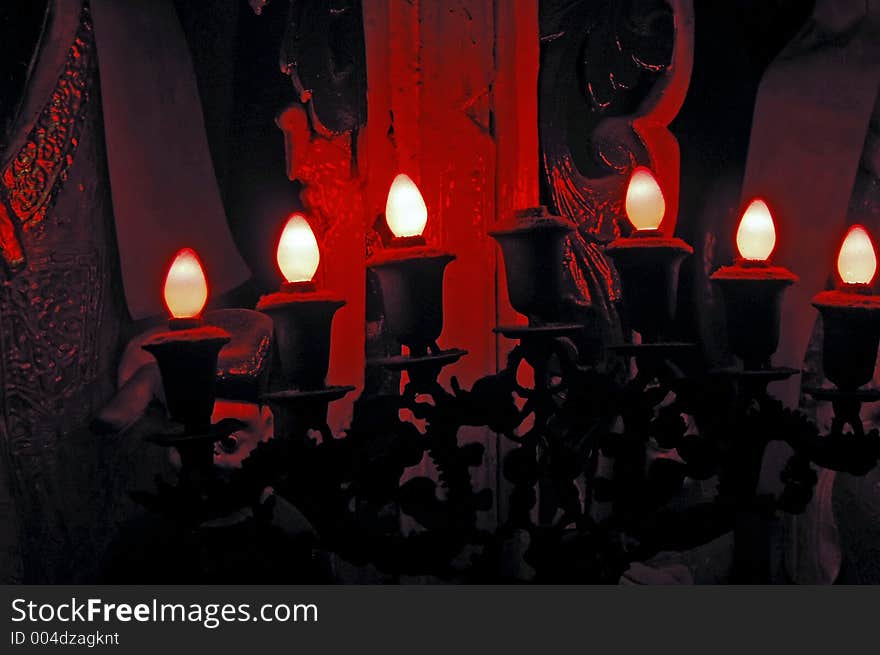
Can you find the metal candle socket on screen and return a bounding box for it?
[605,234,693,343]
[711,263,797,370]
[489,207,575,324]
[368,247,454,356]
[142,326,231,432]
[256,290,345,391]
[812,289,880,391]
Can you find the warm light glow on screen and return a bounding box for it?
[736,198,777,261]
[837,225,877,285]
[163,248,208,318]
[385,173,428,238]
[625,166,665,231]
[277,213,320,283]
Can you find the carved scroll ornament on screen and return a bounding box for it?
[539,0,693,314]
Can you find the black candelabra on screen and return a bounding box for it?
[134,185,880,584]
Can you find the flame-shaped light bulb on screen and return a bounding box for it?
[736,199,777,262]
[625,166,665,231]
[164,247,208,319]
[277,213,320,283]
[385,173,428,238]
[837,225,877,285]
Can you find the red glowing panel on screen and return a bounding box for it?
[624,166,665,231]
[277,213,320,283]
[837,225,877,285]
[736,198,776,262]
[385,173,428,238]
[163,247,208,319]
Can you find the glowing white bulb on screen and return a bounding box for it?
[277,213,320,283]
[736,199,777,261]
[625,166,665,231]
[164,248,208,319]
[385,173,428,238]
[837,225,877,285]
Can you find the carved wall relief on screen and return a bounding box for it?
[538,0,693,335]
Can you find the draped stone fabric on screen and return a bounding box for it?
[741,0,880,403]
[740,0,880,584]
[91,0,250,320]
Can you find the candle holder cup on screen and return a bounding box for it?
[489,207,575,325]
[368,247,454,357]
[813,288,880,391]
[257,287,353,444]
[257,290,345,391]
[605,233,693,343]
[711,262,798,370]
[142,325,231,433]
